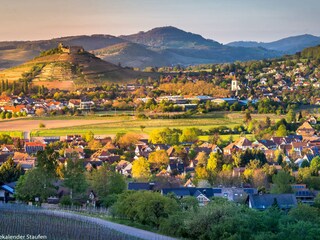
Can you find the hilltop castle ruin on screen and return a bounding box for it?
[58,43,84,54]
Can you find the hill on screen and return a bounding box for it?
[92,42,169,68]
[0,45,153,90]
[120,26,221,49]
[2,27,320,69]
[0,35,127,70]
[227,34,320,54]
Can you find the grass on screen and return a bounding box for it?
[30,112,283,137]
[77,211,156,233]
[0,131,23,138]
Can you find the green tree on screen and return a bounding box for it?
[63,158,88,201]
[36,147,59,177]
[179,128,199,143]
[276,124,287,137]
[286,109,296,123]
[0,157,22,183]
[113,191,178,228]
[310,156,320,176]
[271,171,293,194]
[90,164,126,207]
[15,168,56,203]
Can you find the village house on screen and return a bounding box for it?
[296,121,316,138]
[24,142,46,155]
[12,152,36,171]
[64,147,85,159]
[247,194,297,210]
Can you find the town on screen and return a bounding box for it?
[1,0,320,238]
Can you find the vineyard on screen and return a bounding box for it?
[0,204,139,240]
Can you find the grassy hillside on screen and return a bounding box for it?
[0,48,155,89]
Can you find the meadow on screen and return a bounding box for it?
[0,112,283,138]
[30,112,282,138]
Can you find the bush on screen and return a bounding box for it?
[113,191,179,228]
[59,195,72,206]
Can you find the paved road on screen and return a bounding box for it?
[42,210,177,240]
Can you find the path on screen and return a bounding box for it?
[40,210,177,240]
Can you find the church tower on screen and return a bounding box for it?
[231,76,240,96]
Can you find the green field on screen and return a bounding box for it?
[30,112,282,137]
[0,131,23,138]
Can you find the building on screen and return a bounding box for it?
[231,76,240,94]
[24,142,46,155]
[161,187,214,206]
[79,101,95,110]
[58,43,84,54]
[247,194,297,210]
[296,121,315,137]
[68,99,81,108]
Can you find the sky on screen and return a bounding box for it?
[0,0,319,43]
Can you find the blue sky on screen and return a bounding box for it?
[0,0,319,43]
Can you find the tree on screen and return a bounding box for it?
[35,108,45,117]
[0,157,22,183]
[83,131,94,142]
[276,124,287,137]
[23,79,28,93]
[140,125,146,132]
[149,128,181,145]
[88,140,103,150]
[196,151,208,167]
[265,116,271,128]
[208,133,220,145]
[148,150,169,170]
[179,128,198,143]
[132,157,151,180]
[286,109,296,123]
[271,171,293,194]
[15,168,56,203]
[244,110,252,124]
[63,158,88,201]
[310,156,320,176]
[206,152,223,173]
[90,164,126,207]
[195,165,209,180]
[113,191,178,228]
[5,112,12,119]
[118,132,141,148]
[233,149,267,168]
[36,147,59,177]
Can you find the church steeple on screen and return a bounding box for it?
[231,75,240,96]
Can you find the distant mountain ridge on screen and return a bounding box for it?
[227,34,320,54]
[0,27,320,69]
[120,26,221,49]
